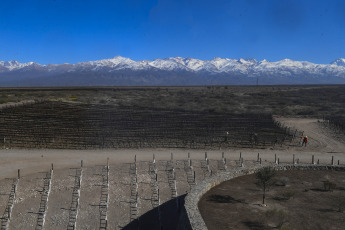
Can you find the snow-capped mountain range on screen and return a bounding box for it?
[1,56,345,86]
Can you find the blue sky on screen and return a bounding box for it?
[1,0,345,64]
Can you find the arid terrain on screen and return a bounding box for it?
[0,85,344,229]
[199,169,345,230]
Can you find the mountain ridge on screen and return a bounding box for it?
[1,56,345,86]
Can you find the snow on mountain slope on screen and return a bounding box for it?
[0,60,40,71]
[1,56,345,80]
[147,57,206,71]
[75,56,150,71]
[331,58,345,67]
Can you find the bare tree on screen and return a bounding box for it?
[256,166,276,204]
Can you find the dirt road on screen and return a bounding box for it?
[276,117,345,154]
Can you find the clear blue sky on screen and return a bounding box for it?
[1,0,345,64]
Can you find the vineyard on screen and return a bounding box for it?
[324,115,345,135]
[0,101,294,149]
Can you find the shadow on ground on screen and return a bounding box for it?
[242,220,266,230]
[207,194,245,204]
[123,194,192,230]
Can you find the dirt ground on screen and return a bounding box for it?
[0,117,345,229]
[198,117,345,230]
[199,170,345,230]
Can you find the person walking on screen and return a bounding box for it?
[302,136,308,147]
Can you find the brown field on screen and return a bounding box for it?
[0,85,344,229]
[1,85,345,117]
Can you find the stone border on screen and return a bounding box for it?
[178,163,345,230]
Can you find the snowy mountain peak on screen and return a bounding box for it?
[243,58,257,63]
[280,58,294,63]
[109,56,135,65]
[238,58,257,65]
[331,58,345,66]
[9,60,20,65]
[0,60,20,67]
[0,60,40,71]
[212,57,223,61]
[149,57,189,71]
[110,56,133,62]
[1,56,345,79]
[1,56,345,86]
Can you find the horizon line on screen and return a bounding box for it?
[1,56,344,66]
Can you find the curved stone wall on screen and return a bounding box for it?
[178,164,345,230]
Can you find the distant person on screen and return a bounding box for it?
[302,136,308,147]
[225,131,229,142]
